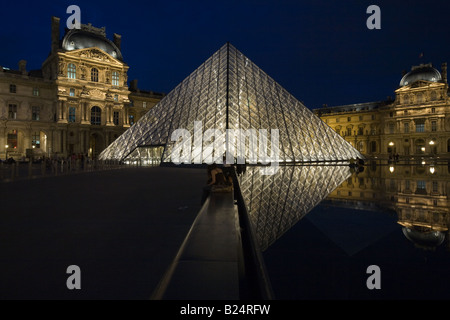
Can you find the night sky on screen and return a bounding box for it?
[1,0,449,109]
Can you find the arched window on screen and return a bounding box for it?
[91,106,101,125]
[91,68,99,82]
[112,71,119,86]
[68,63,76,79]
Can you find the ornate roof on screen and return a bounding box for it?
[61,24,123,61]
[399,63,442,87]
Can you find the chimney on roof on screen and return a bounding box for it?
[113,33,122,50]
[18,60,27,75]
[51,16,60,54]
[442,62,447,83]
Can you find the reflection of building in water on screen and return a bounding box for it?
[237,165,351,251]
[325,161,450,250]
[313,63,450,160]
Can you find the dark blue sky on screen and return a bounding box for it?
[1,0,449,109]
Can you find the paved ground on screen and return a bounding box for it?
[0,166,207,300]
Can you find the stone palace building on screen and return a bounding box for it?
[0,17,164,161]
[314,63,450,160]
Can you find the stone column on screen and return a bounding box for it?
[58,100,68,124]
[81,102,90,125]
[123,106,130,127]
[106,105,114,126]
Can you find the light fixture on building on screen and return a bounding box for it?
[388,142,394,146]
[430,166,435,174]
[421,147,426,152]
[389,165,395,173]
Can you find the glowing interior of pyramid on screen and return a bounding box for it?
[99,43,363,163]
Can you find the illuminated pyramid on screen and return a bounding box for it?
[99,43,362,163]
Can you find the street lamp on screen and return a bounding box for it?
[5,144,8,161]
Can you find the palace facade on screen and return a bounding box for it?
[0,17,164,161]
[314,63,450,160]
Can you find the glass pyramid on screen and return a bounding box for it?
[237,165,351,251]
[99,43,362,163]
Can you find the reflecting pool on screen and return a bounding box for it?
[237,162,450,300]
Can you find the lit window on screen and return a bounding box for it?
[32,106,40,121]
[33,88,39,96]
[91,106,101,125]
[416,180,426,193]
[68,63,76,79]
[114,95,118,102]
[68,107,76,123]
[415,121,425,133]
[70,88,75,97]
[8,104,17,119]
[112,71,119,86]
[32,132,40,148]
[10,84,16,93]
[91,68,99,82]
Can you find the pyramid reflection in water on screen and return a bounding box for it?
[238,165,352,251]
[99,43,362,163]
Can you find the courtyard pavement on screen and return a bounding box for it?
[0,166,207,299]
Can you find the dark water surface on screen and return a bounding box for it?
[238,163,450,300]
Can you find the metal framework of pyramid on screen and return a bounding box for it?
[99,43,362,163]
